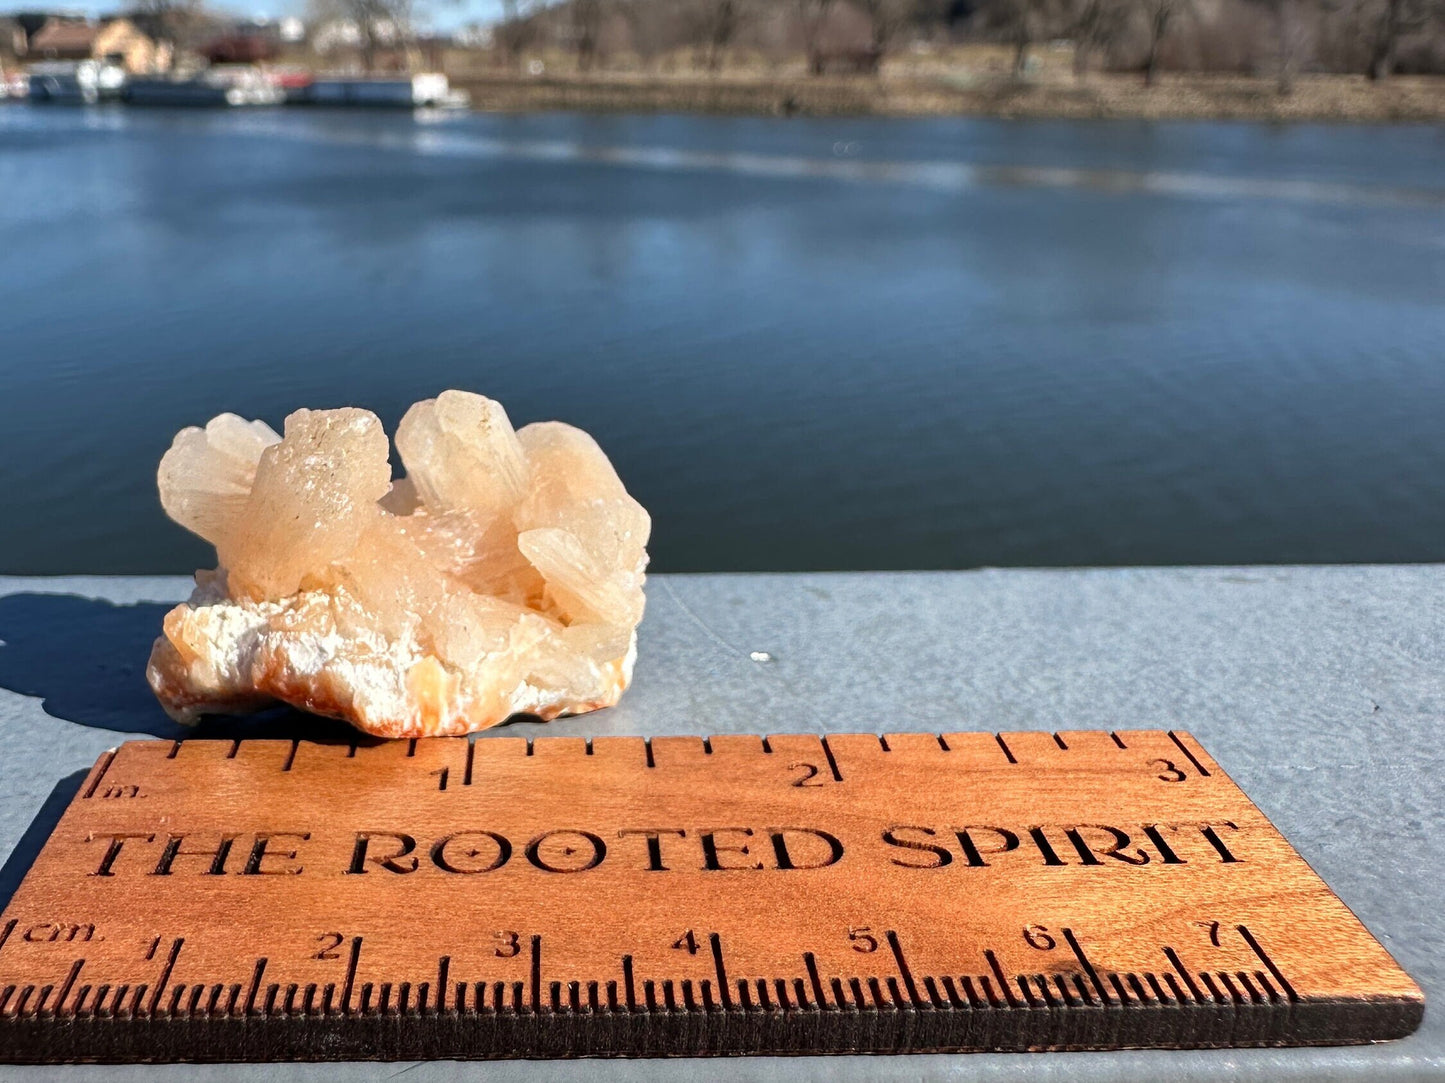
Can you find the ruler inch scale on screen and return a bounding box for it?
[0,729,1421,1063]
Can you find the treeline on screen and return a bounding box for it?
[491,0,1445,85]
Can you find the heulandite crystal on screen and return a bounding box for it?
[147,391,650,737]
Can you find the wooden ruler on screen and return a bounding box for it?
[0,730,1422,1062]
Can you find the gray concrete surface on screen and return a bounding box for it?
[0,566,1439,1081]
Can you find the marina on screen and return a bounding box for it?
[11,66,464,108]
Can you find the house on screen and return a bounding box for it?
[202,31,279,65]
[27,17,95,60]
[94,17,162,72]
[25,15,162,72]
[0,18,27,62]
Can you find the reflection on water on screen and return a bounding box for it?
[1,106,1444,574]
[332,125,1445,209]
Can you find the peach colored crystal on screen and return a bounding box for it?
[147,392,650,737]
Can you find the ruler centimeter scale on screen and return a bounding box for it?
[0,730,1423,1062]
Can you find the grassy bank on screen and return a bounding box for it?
[450,70,1445,123]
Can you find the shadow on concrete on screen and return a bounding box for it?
[0,770,86,910]
[0,592,358,742]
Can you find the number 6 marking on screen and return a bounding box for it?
[1023,925,1056,950]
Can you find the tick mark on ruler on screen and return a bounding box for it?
[886,931,922,1007]
[709,933,732,1009]
[1163,946,1203,1002]
[147,938,183,1016]
[340,938,362,1013]
[530,936,542,1013]
[622,954,637,1011]
[995,734,1017,764]
[82,750,116,799]
[1237,925,1298,1001]
[1167,732,1211,777]
[52,959,82,1015]
[1063,928,1110,1005]
[984,950,1018,1007]
[804,953,829,1011]
[244,958,267,1015]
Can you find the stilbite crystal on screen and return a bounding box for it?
[147,392,650,737]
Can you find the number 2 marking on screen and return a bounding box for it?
[790,763,824,787]
[314,932,344,960]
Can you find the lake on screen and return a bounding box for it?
[2,105,1444,575]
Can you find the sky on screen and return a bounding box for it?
[2,0,509,31]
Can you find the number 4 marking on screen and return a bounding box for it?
[673,930,699,954]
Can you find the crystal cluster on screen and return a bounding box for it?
[147,392,650,737]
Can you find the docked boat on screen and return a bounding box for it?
[27,60,124,104]
[124,65,284,107]
[2,72,27,101]
[302,73,466,108]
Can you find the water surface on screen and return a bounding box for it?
[2,106,1444,573]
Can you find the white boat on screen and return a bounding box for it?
[27,60,124,104]
[305,73,463,108]
[125,65,284,107]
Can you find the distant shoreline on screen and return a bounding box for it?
[451,72,1445,124]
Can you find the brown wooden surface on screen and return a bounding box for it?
[0,730,1423,1062]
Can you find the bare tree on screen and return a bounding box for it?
[1138,0,1188,84]
[1243,0,1313,94]
[131,0,204,54]
[792,0,836,74]
[1071,0,1128,76]
[980,0,1049,75]
[689,0,747,71]
[854,0,910,70]
[309,0,414,71]
[496,0,539,67]
[572,0,604,71]
[1273,0,1310,92]
[1364,0,1439,77]
[618,0,670,68]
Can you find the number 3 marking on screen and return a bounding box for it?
[1152,758,1187,782]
